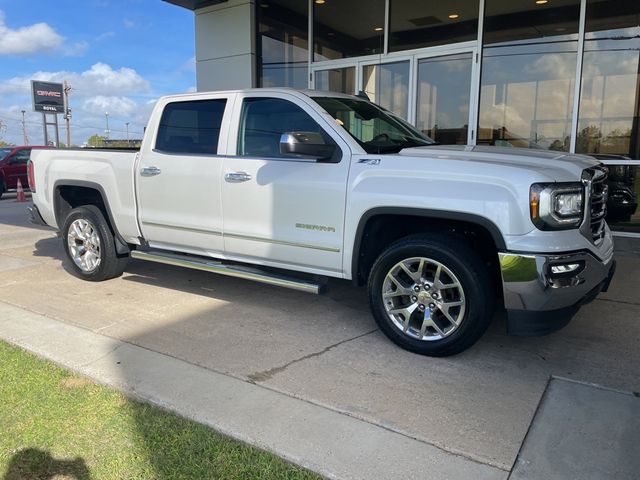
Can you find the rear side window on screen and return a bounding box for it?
[11,149,31,165]
[156,99,227,154]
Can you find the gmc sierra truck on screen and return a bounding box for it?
[28,88,616,356]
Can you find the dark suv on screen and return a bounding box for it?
[0,146,46,199]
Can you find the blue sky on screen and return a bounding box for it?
[0,0,195,145]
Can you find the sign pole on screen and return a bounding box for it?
[53,114,60,147]
[42,113,49,146]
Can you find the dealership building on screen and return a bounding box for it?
[165,0,639,236]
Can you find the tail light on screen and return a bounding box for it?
[27,160,36,193]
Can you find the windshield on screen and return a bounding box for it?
[312,96,437,154]
[0,148,12,161]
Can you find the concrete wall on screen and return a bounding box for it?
[195,0,255,91]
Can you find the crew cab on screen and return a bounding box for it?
[28,88,616,356]
[0,146,45,199]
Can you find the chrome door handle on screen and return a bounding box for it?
[140,166,161,177]
[224,171,252,183]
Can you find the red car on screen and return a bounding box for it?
[0,146,46,199]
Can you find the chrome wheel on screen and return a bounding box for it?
[382,257,466,341]
[67,218,101,273]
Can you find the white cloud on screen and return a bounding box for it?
[65,40,90,57]
[83,96,137,117]
[0,10,64,55]
[0,62,154,145]
[95,31,115,42]
[0,63,149,96]
[123,18,136,29]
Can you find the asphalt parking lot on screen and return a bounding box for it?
[1,194,639,475]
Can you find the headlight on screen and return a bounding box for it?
[530,183,584,230]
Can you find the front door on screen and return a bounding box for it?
[135,95,232,254]
[221,93,351,275]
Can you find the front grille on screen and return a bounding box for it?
[588,166,608,245]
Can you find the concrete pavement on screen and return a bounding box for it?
[1,196,639,478]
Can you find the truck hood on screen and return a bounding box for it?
[399,145,599,182]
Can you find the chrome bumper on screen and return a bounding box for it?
[499,249,615,336]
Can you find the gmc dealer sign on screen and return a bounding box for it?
[31,80,65,113]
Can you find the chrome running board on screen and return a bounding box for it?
[130,250,323,294]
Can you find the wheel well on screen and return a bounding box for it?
[353,214,502,288]
[54,184,130,256]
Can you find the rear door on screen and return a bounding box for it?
[135,94,233,255]
[4,149,30,189]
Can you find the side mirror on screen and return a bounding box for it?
[280,132,335,161]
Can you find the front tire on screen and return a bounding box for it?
[368,234,494,356]
[62,205,128,281]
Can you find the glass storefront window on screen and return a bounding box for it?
[314,0,385,61]
[257,0,308,88]
[315,67,356,94]
[388,0,479,52]
[479,1,581,151]
[362,61,410,120]
[576,0,640,159]
[416,53,473,144]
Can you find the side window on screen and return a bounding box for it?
[238,97,335,159]
[11,149,31,165]
[155,99,227,154]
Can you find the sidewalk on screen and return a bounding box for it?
[0,300,504,480]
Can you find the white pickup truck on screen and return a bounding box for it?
[28,88,616,356]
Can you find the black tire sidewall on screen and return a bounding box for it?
[368,235,492,356]
[62,206,119,281]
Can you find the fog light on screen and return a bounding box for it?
[550,264,581,275]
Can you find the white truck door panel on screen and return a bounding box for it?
[222,94,350,274]
[136,96,232,254]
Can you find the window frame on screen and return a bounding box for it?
[153,98,229,156]
[231,92,348,163]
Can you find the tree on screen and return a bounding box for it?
[86,134,106,148]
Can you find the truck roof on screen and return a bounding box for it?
[159,87,359,101]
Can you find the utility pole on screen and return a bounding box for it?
[21,110,29,145]
[105,112,110,140]
[125,122,130,142]
[63,81,72,147]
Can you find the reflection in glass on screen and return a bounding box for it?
[416,53,472,144]
[479,1,580,151]
[313,0,385,61]
[606,166,639,233]
[576,0,640,158]
[483,0,580,45]
[362,62,410,120]
[315,67,356,94]
[257,0,308,88]
[388,0,479,52]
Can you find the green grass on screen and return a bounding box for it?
[0,341,321,480]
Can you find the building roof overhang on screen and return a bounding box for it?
[162,0,227,11]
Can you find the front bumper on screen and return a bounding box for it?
[499,249,616,336]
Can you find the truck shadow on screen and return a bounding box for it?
[33,237,67,262]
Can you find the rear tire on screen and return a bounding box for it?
[62,205,128,281]
[368,233,494,356]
